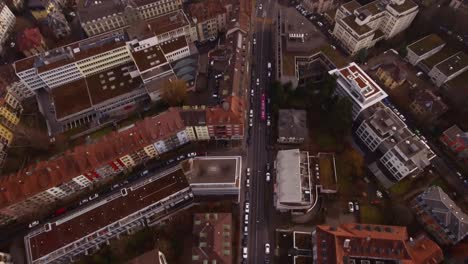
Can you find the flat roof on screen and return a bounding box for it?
[434,52,468,77]
[159,36,188,54]
[86,62,144,105]
[356,1,384,17]
[407,34,445,56]
[388,0,418,13]
[341,0,361,12]
[131,45,167,73]
[278,109,307,139]
[422,46,457,69]
[147,11,189,36]
[341,15,373,36]
[182,156,240,184]
[26,167,189,261]
[51,79,92,119]
[337,63,385,100]
[276,149,305,204]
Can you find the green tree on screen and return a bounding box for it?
[328,97,353,137]
[161,79,188,106]
[355,48,368,64]
[318,74,338,111]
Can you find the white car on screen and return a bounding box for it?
[256,78,260,85]
[266,172,271,182]
[267,119,271,126]
[348,202,354,213]
[249,109,253,118]
[244,214,249,224]
[28,221,39,228]
[249,118,253,127]
[253,38,256,45]
[244,226,248,235]
[251,89,254,96]
[265,243,270,254]
[267,62,272,69]
[246,178,250,188]
[245,202,250,213]
[258,4,262,9]
[268,71,271,77]
[247,168,251,175]
[243,247,248,259]
[354,202,360,211]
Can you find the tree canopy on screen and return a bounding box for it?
[161,79,188,106]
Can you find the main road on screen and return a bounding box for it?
[245,0,277,262]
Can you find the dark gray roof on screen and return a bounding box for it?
[278,109,308,140]
[416,186,468,244]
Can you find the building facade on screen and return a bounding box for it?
[406,34,445,66]
[333,0,419,55]
[428,52,468,87]
[0,2,15,54]
[328,62,388,120]
[302,0,336,13]
[187,0,227,42]
[78,0,182,36]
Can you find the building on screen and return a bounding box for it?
[277,109,307,144]
[0,65,34,101]
[409,90,448,123]
[274,149,316,214]
[191,213,232,264]
[181,156,241,196]
[375,63,406,89]
[24,166,194,264]
[47,8,71,38]
[77,0,182,36]
[428,52,468,87]
[128,248,168,264]
[332,0,419,55]
[187,0,227,42]
[302,0,336,13]
[0,1,15,54]
[0,252,13,264]
[311,152,338,194]
[442,69,468,112]
[412,186,468,246]
[206,96,244,140]
[16,28,47,57]
[379,135,435,181]
[356,105,407,152]
[406,34,445,66]
[449,0,468,12]
[439,125,468,161]
[313,224,444,264]
[180,107,210,141]
[329,62,388,120]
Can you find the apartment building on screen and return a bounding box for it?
[187,0,227,42]
[406,34,445,66]
[78,0,182,36]
[24,166,194,264]
[412,186,468,246]
[180,107,210,141]
[206,96,244,140]
[428,52,468,87]
[192,213,232,264]
[0,1,15,54]
[302,0,336,13]
[333,0,419,55]
[328,62,388,120]
[313,224,443,264]
[375,63,407,89]
[439,125,468,161]
[275,149,315,214]
[356,105,407,151]
[379,135,435,181]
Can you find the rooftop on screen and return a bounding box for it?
[181,156,240,185]
[159,36,188,55]
[26,167,189,261]
[444,70,468,109]
[387,0,418,14]
[187,0,226,22]
[77,0,124,23]
[407,34,445,56]
[179,108,207,126]
[147,10,190,36]
[341,0,361,13]
[192,213,232,264]
[442,125,467,143]
[206,96,244,125]
[392,135,434,170]
[51,79,92,119]
[367,107,406,138]
[434,52,468,77]
[278,109,307,140]
[130,44,167,73]
[355,0,385,17]
[128,248,164,264]
[341,15,373,36]
[410,90,448,118]
[422,46,457,69]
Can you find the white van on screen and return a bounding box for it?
[243,247,248,258]
[244,214,249,224]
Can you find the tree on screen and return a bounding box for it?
[161,79,188,106]
[318,74,337,111]
[355,48,368,64]
[328,97,353,137]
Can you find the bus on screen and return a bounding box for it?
[261,93,266,120]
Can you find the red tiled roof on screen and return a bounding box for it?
[206,96,244,125]
[188,0,226,22]
[0,108,185,209]
[315,224,443,264]
[16,28,45,53]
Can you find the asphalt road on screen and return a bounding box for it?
[244,0,277,263]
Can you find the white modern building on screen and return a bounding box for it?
[0,2,15,54]
[24,166,194,264]
[274,149,316,214]
[328,62,388,120]
[333,0,419,55]
[428,52,468,87]
[406,34,445,66]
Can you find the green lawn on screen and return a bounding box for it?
[389,178,413,196]
[360,205,384,224]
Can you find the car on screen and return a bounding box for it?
[354,202,360,211]
[244,225,248,235]
[244,214,249,224]
[246,178,250,187]
[251,89,254,96]
[256,78,260,85]
[348,202,354,213]
[464,179,468,188]
[420,136,427,142]
[111,183,120,190]
[249,118,253,127]
[176,155,185,161]
[267,119,271,126]
[247,168,251,175]
[89,193,99,201]
[28,221,39,228]
[141,170,149,176]
[266,172,271,182]
[80,198,89,205]
[188,152,197,157]
[243,247,248,259]
[266,163,270,171]
[209,36,216,41]
[416,71,424,77]
[456,171,463,179]
[268,71,271,77]
[330,45,336,50]
[258,3,262,9]
[245,202,250,213]
[253,38,256,45]
[265,243,270,254]
[267,62,272,69]
[55,207,67,216]
[376,190,383,198]
[249,109,253,118]
[317,21,323,27]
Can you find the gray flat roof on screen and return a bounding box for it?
[182,156,241,184]
[278,109,308,139]
[407,34,445,56]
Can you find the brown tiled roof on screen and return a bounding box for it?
[77,0,124,23]
[206,96,244,126]
[192,213,232,264]
[159,36,188,55]
[28,168,189,261]
[51,78,92,119]
[315,224,443,264]
[147,11,189,36]
[188,0,226,22]
[0,108,185,209]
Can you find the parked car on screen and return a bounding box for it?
[243,247,248,259]
[89,193,99,201]
[244,214,249,224]
[28,221,39,228]
[265,243,270,254]
[266,172,271,182]
[245,202,250,213]
[256,78,260,85]
[348,202,354,213]
[250,109,254,118]
[246,178,250,188]
[354,202,360,211]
